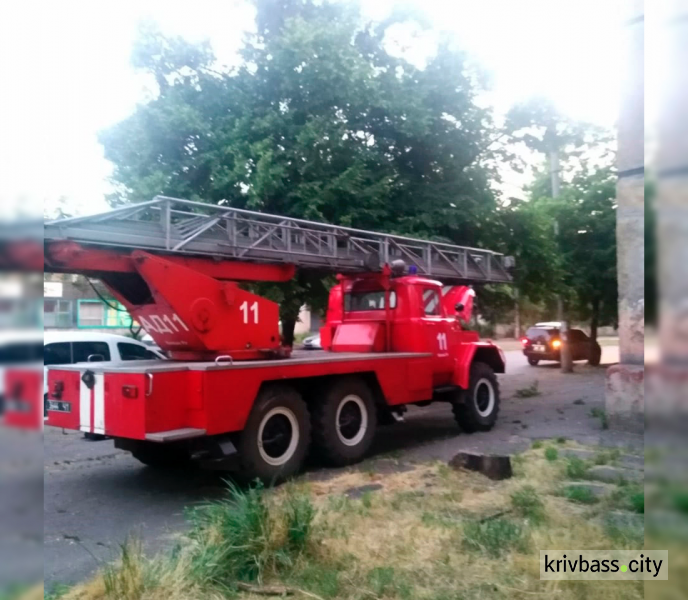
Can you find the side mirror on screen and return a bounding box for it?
[455,302,465,313]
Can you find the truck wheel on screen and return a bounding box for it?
[238,384,310,484]
[453,362,500,433]
[311,377,377,466]
[527,357,540,366]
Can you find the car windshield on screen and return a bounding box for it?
[526,327,558,339]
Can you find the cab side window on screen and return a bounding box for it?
[72,341,111,363]
[44,342,72,366]
[422,289,440,316]
[118,343,158,361]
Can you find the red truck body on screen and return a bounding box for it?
[38,199,511,482]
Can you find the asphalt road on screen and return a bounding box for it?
[44,345,640,590]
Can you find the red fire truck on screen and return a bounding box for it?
[41,197,513,482]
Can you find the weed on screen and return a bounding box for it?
[531,440,544,449]
[361,491,373,509]
[103,539,146,599]
[563,485,598,505]
[187,481,317,586]
[544,447,558,462]
[462,518,529,557]
[589,407,609,429]
[511,485,546,524]
[284,487,317,550]
[556,437,568,445]
[367,566,413,599]
[437,462,453,480]
[629,490,644,514]
[289,563,342,598]
[672,489,688,514]
[514,381,540,398]
[565,456,588,479]
[573,398,586,405]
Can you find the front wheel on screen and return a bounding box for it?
[238,384,310,484]
[527,356,540,366]
[311,377,377,467]
[453,362,500,433]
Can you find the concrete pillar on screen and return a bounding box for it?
[605,0,644,433]
[647,0,688,428]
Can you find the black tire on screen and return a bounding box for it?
[527,356,540,366]
[453,362,500,433]
[238,384,310,484]
[588,343,602,366]
[131,443,189,468]
[311,377,377,467]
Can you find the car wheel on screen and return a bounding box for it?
[238,384,310,484]
[453,362,500,433]
[588,343,602,366]
[527,357,540,366]
[311,377,377,467]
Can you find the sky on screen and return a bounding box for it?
[0,0,653,219]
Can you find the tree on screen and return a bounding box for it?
[554,166,617,342]
[100,0,503,344]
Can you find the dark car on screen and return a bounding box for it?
[521,326,601,366]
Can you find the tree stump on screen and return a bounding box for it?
[449,452,513,480]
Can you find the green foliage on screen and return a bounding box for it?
[186,481,317,586]
[462,518,529,557]
[101,2,504,338]
[565,457,588,479]
[510,485,546,524]
[556,437,567,445]
[531,440,544,449]
[544,447,558,462]
[589,408,609,429]
[563,485,598,505]
[514,381,540,398]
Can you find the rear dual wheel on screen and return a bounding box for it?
[311,377,377,467]
[238,384,311,484]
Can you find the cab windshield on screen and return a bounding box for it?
[344,291,396,311]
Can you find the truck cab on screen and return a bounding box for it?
[322,267,505,390]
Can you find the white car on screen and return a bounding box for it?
[0,330,165,411]
[302,334,322,350]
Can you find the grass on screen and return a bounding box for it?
[565,456,589,479]
[514,381,540,398]
[563,485,599,505]
[531,440,543,449]
[544,447,558,462]
[463,518,529,557]
[556,436,568,445]
[510,485,546,524]
[59,442,642,600]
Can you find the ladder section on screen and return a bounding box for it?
[45,196,513,284]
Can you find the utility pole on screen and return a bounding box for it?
[550,144,573,373]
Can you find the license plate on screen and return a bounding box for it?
[533,344,546,352]
[48,400,71,413]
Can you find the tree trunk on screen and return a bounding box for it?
[590,297,600,343]
[514,287,521,339]
[281,315,297,348]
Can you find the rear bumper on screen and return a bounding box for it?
[523,350,560,361]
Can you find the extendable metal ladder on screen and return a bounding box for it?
[44,196,514,284]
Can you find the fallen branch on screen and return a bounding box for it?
[479,509,513,523]
[236,582,325,600]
